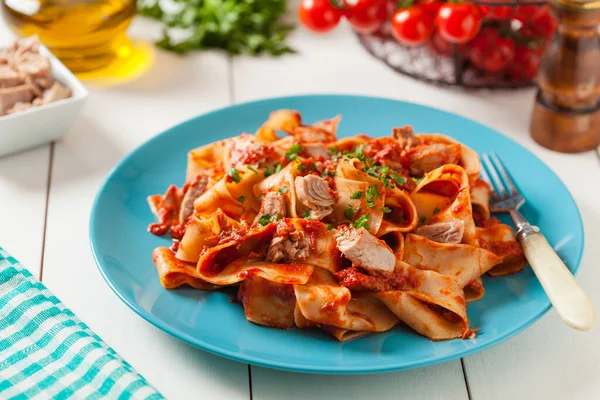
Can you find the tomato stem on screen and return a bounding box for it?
[397,0,413,9]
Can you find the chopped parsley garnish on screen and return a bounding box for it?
[258,195,264,201]
[227,168,242,183]
[350,214,370,229]
[258,214,272,226]
[391,174,407,186]
[258,212,280,226]
[286,143,303,161]
[279,186,288,194]
[380,206,392,213]
[310,162,317,170]
[237,195,246,203]
[329,147,338,154]
[297,163,306,172]
[433,207,440,215]
[247,165,258,174]
[344,205,356,220]
[366,185,380,208]
[350,191,363,200]
[264,162,282,177]
[419,216,426,224]
[412,177,423,184]
[304,211,311,219]
[321,169,337,178]
[326,224,333,230]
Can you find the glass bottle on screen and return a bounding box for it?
[1,0,136,73]
[529,0,600,153]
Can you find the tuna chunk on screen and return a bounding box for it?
[334,226,396,273]
[254,191,286,225]
[408,143,461,176]
[303,143,330,159]
[393,125,417,148]
[294,175,335,220]
[416,220,465,244]
[33,82,71,105]
[0,66,24,88]
[13,52,53,88]
[179,175,209,222]
[0,84,35,115]
[266,228,309,263]
[6,102,33,114]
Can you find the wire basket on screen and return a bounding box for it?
[357,0,553,89]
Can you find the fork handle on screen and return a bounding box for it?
[520,231,595,331]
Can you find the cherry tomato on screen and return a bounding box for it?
[344,0,388,34]
[529,6,557,38]
[298,0,343,33]
[419,0,443,16]
[478,0,513,21]
[513,2,539,23]
[436,2,482,44]
[468,27,515,72]
[429,31,466,55]
[391,6,435,46]
[508,44,543,81]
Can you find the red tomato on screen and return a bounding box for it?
[513,2,539,23]
[436,2,482,44]
[529,6,557,38]
[429,31,466,55]
[468,27,516,72]
[344,0,388,34]
[508,44,543,80]
[298,0,343,33]
[391,6,435,46]
[478,0,513,21]
[419,0,443,15]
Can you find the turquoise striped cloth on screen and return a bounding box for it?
[0,247,164,399]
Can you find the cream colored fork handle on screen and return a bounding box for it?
[521,232,596,331]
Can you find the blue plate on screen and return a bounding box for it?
[90,95,583,374]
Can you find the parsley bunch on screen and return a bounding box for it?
[138,0,295,56]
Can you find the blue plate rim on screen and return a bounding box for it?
[89,94,584,374]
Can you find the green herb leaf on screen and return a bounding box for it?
[380,206,392,213]
[344,205,355,220]
[237,195,246,203]
[258,195,264,201]
[419,216,426,224]
[326,224,333,230]
[279,186,288,194]
[391,174,407,185]
[304,211,311,219]
[286,144,303,161]
[433,207,440,215]
[138,0,295,57]
[274,163,282,174]
[258,214,272,226]
[412,177,423,184]
[350,191,363,200]
[247,166,258,174]
[350,214,370,229]
[227,168,242,183]
[297,163,306,172]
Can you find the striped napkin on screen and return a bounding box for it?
[0,247,164,399]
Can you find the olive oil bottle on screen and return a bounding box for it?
[2,0,136,72]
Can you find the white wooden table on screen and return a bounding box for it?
[2,14,600,400]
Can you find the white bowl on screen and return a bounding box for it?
[0,44,88,157]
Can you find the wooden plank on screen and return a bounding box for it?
[0,27,50,277]
[39,19,249,399]
[234,21,600,399]
[463,150,600,400]
[233,23,471,400]
[252,364,469,400]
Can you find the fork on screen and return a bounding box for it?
[481,153,595,331]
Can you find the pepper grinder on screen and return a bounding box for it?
[530,0,600,153]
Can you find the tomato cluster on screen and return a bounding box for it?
[298,0,556,82]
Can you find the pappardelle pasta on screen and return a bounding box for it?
[148,110,526,342]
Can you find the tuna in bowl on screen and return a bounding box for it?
[0,36,88,157]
